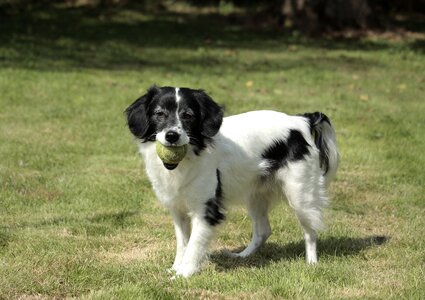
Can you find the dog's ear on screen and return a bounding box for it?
[125,86,159,139]
[195,90,224,138]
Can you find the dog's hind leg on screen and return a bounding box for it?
[278,162,328,264]
[229,197,272,258]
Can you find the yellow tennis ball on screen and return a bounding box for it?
[156,142,188,164]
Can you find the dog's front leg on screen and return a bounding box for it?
[170,209,191,272]
[175,215,214,278]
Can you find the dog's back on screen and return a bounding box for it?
[214,110,338,206]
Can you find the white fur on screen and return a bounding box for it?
[175,87,181,103]
[136,110,338,277]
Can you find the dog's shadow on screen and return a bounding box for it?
[210,235,389,271]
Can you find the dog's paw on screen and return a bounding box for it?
[166,261,183,275]
[306,257,318,264]
[223,249,246,258]
[175,264,199,278]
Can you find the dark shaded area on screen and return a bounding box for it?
[0,209,142,236]
[0,230,13,249]
[88,210,139,225]
[409,37,425,53]
[1,0,425,32]
[211,235,390,270]
[0,5,423,73]
[0,7,276,71]
[185,0,425,33]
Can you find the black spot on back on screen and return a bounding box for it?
[261,129,310,175]
[204,169,225,226]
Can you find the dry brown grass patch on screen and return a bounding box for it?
[185,289,275,300]
[99,239,172,265]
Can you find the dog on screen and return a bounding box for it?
[125,86,339,278]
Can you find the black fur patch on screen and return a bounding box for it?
[204,169,225,226]
[301,112,331,174]
[261,129,310,175]
[301,112,330,129]
[125,86,160,141]
[179,88,223,155]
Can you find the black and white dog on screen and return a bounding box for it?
[125,86,339,277]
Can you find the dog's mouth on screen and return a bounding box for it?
[163,163,178,170]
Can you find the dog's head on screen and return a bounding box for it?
[125,86,223,167]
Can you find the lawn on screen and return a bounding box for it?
[0,5,424,299]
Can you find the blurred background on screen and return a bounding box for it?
[2,0,425,34]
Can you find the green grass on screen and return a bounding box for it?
[1,6,424,299]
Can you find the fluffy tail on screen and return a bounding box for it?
[302,112,339,185]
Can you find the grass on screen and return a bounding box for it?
[1,5,424,299]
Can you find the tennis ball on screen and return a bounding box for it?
[156,142,188,165]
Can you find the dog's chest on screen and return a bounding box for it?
[147,167,188,204]
[141,147,214,206]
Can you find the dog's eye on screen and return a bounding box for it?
[181,111,194,120]
[154,111,167,119]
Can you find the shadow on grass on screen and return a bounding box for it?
[0,230,13,249]
[0,6,417,72]
[211,235,389,271]
[0,209,141,237]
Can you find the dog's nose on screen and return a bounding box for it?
[165,131,180,143]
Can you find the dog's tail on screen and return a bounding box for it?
[302,112,339,185]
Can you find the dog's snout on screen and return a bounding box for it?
[165,131,180,143]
